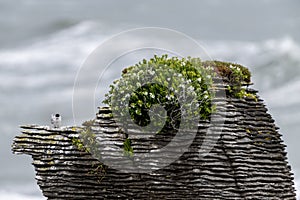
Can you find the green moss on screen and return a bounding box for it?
[202,60,251,84]
[72,120,107,183]
[123,138,134,157]
[72,137,86,152]
[72,120,101,157]
[202,60,256,100]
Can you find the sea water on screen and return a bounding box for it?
[1,0,299,199]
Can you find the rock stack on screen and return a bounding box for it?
[12,94,296,199]
[12,61,296,199]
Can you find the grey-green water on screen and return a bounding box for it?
[1,0,299,199]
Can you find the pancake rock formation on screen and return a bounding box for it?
[12,58,296,199]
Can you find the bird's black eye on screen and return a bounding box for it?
[55,114,60,117]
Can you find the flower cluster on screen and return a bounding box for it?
[202,60,253,99]
[103,55,215,132]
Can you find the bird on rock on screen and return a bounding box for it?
[51,113,61,128]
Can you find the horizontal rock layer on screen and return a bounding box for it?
[12,87,296,199]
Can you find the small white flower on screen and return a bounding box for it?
[188,86,194,91]
[149,70,155,75]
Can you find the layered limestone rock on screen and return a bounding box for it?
[11,57,296,199]
[12,87,296,199]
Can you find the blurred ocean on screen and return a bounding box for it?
[1,0,299,199]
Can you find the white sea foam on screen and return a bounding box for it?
[1,23,299,125]
[204,36,300,107]
[0,21,100,69]
[204,36,300,63]
[295,180,300,199]
[262,79,300,107]
[1,22,299,198]
[0,183,45,200]
[0,191,45,200]
[1,23,300,95]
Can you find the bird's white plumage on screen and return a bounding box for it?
[51,113,61,128]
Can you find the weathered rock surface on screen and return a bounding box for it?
[12,87,296,199]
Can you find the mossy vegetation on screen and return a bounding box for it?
[103,55,255,155]
[202,60,255,100]
[72,120,106,182]
[104,56,255,125]
[74,56,255,159]
[123,138,134,157]
[88,163,107,183]
[202,60,251,84]
[103,55,215,128]
[245,128,273,145]
[72,136,86,152]
[72,120,98,155]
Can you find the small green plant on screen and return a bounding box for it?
[72,121,98,155]
[123,138,134,157]
[88,163,107,183]
[72,136,86,152]
[202,60,251,84]
[72,120,107,183]
[202,60,255,100]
